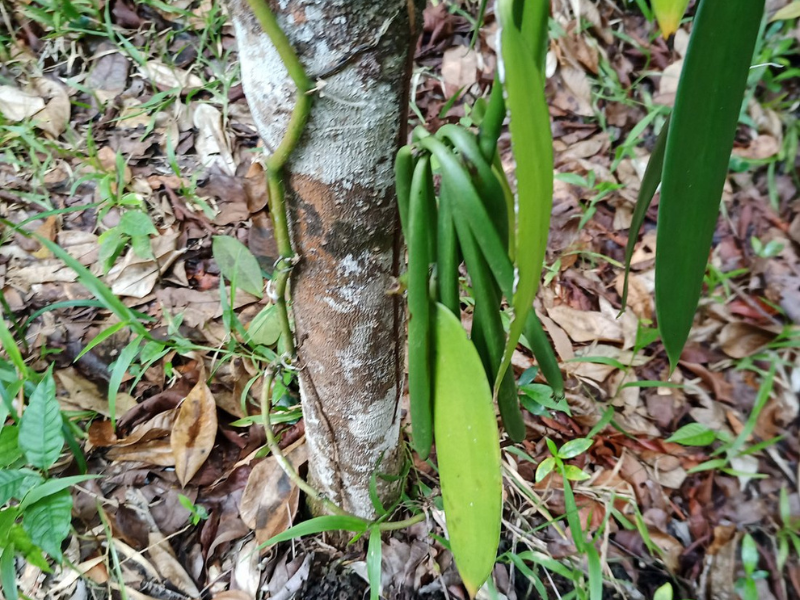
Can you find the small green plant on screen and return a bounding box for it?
[735,534,768,600]
[178,494,210,526]
[0,364,97,600]
[535,437,593,483]
[750,236,784,259]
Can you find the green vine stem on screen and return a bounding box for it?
[244,0,426,533]
[244,0,314,359]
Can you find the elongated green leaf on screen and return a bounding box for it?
[0,546,18,600]
[558,438,593,460]
[652,0,691,37]
[22,489,72,560]
[258,515,368,549]
[433,303,501,598]
[367,528,382,600]
[0,427,22,468]
[620,115,670,313]
[107,336,142,427]
[34,237,147,336]
[19,373,63,470]
[431,142,563,394]
[19,474,99,510]
[76,321,129,361]
[0,310,25,377]
[407,156,435,459]
[436,178,461,316]
[212,236,264,298]
[496,0,553,394]
[656,0,765,368]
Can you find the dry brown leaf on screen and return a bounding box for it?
[106,232,182,298]
[718,321,778,359]
[87,45,131,104]
[571,345,650,382]
[239,442,307,547]
[171,375,218,486]
[31,216,60,259]
[558,65,594,116]
[547,304,623,344]
[147,531,201,597]
[107,439,175,465]
[655,60,683,106]
[193,103,236,176]
[56,367,137,417]
[733,134,780,160]
[213,592,253,600]
[0,85,45,121]
[441,46,479,90]
[139,60,203,90]
[32,78,70,138]
[614,271,654,320]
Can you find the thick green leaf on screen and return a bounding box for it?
[652,0,691,37]
[407,157,435,459]
[432,303,501,598]
[258,515,368,549]
[367,528,382,600]
[107,336,142,427]
[18,373,63,470]
[620,115,670,313]
[212,236,264,298]
[495,0,553,394]
[22,489,72,560]
[656,0,765,368]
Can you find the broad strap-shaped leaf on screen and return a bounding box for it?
[619,115,670,313]
[652,0,691,37]
[19,373,63,471]
[22,489,72,561]
[407,156,436,459]
[656,0,765,368]
[432,303,501,598]
[495,0,553,395]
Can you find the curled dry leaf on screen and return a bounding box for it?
[239,442,307,548]
[171,375,218,486]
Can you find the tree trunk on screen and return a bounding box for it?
[227,0,420,518]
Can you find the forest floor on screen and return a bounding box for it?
[0,0,799,599]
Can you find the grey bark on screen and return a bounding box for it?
[227,0,420,518]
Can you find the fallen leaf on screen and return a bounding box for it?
[547,305,623,344]
[32,78,71,138]
[106,231,183,298]
[56,367,137,417]
[139,60,203,90]
[193,103,236,176]
[441,46,480,91]
[733,134,780,160]
[558,65,594,117]
[0,85,45,121]
[171,374,218,486]
[718,321,778,359]
[239,442,307,547]
[87,44,131,104]
[147,531,201,597]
